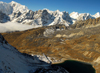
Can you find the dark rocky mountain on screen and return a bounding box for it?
[0,11,10,23]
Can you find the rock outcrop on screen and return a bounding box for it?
[0,11,10,23]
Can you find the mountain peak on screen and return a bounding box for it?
[43,8,50,12]
[0,1,4,3]
[43,8,50,11]
[10,1,17,3]
[92,12,100,18]
[70,12,79,15]
[10,1,29,13]
[95,12,100,15]
[56,9,60,12]
[70,12,79,19]
[0,1,13,15]
[43,8,54,14]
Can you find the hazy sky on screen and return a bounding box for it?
[1,0,100,15]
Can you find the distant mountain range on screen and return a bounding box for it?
[0,1,100,27]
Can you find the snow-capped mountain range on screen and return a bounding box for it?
[0,1,100,27]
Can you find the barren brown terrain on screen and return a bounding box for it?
[1,18,100,73]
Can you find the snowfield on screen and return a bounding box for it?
[0,22,42,33]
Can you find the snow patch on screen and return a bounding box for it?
[43,28,55,37]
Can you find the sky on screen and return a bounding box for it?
[1,0,100,15]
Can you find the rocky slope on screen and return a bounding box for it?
[70,17,100,29]
[0,34,69,73]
